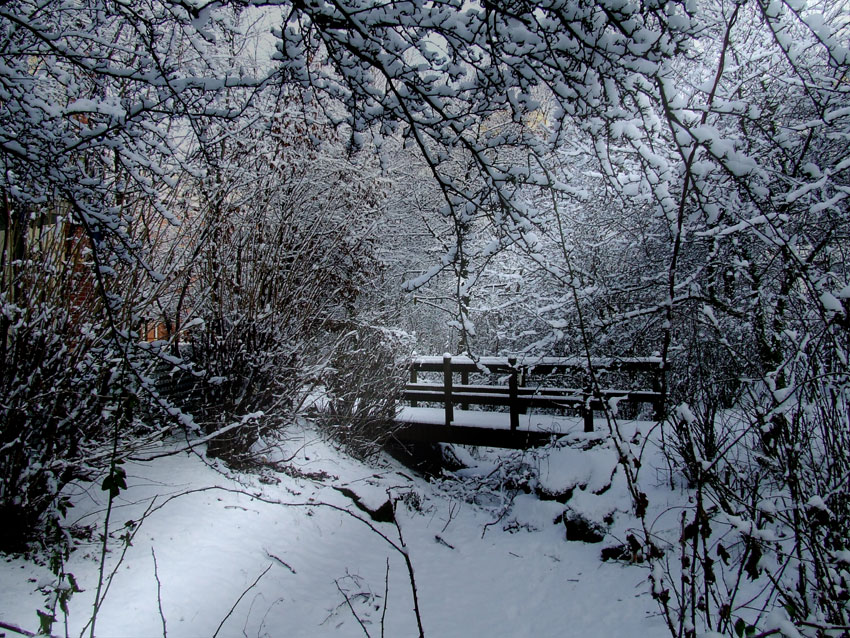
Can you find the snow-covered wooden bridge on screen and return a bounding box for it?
[394,354,664,449]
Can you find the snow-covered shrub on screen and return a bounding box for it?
[635,1,850,630]
[0,306,105,552]
[185,208,383,461]
[0,0,267,551]
[647,177,850,635]
[0,221,118,552]
[0,208,197,552]
[181,107,388,462]
[435,449,540,523]
[319,325,413,460]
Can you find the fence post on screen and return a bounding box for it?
[443,353,454,426]
[410,364,418,408]
[583,375,594,433]
[508,357,519,431]
[651,361,664,421]
[518,365,528,415]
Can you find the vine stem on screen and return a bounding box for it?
[392,506,424,638]
[87,405,122,638]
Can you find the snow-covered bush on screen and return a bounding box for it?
[184,205,385,460]
[180,106,388,462]
[0,308,104,552]
[319,325,413,460]
[0,0,263,549]
[0,218,136,552]
[620,2,850,633]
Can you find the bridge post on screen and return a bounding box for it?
[583,376,594,433]
[508,357,519,431]
[443,354,454,426]
[651,362,664,421]
[518,365,528,415]
[410,365,418,407]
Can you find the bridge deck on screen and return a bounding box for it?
[394,407,587,449]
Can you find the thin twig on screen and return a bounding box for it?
[334,579,372,638]
[266,551,297,574]
[151,548,167,638]
[212,564,272,638]
[392,507,425,638]
[78,499,158,638]
[800,620,850,631]
[88,403,124,638]
[434,535,455,550]
[126,413,265,462]
[0,620,57,638]
[440,501,458,534]
[381,557,390,638]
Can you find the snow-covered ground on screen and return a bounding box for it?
[1,419,673,638]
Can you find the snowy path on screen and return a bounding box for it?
[1,424,669,638]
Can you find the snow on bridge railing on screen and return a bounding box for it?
[410,354,663,375]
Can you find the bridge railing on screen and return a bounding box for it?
[404,354,664,432]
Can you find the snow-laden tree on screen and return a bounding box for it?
[0,0,273,551]
[270,3,850,633]
[3,1,850,633]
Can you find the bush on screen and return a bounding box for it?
[0,221,119,552]
[319,325,413,460]
[184,201,385,462]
